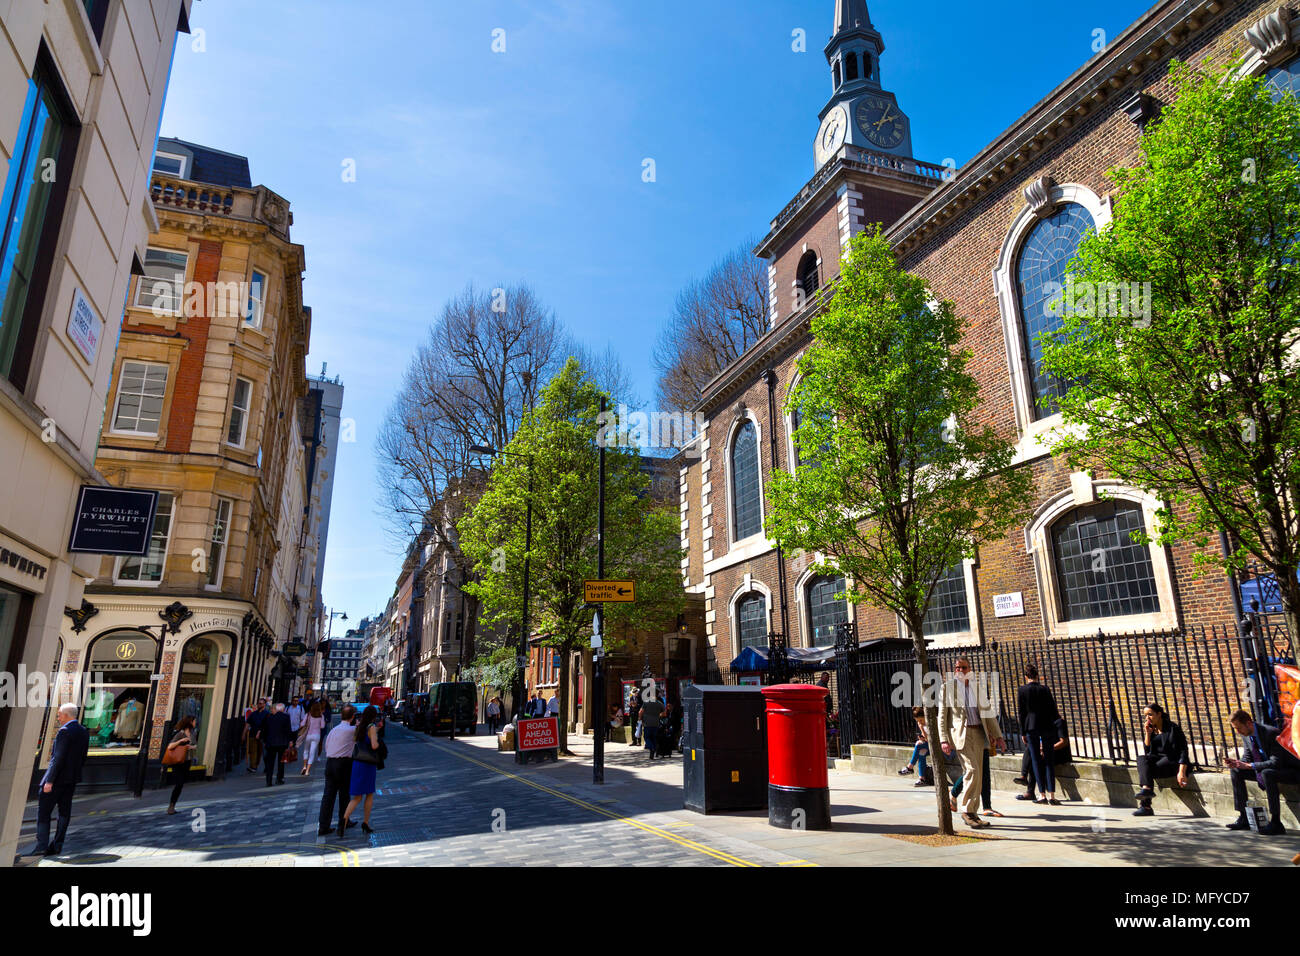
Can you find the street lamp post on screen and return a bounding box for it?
[469,442,534,724]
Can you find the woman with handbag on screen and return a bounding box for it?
[162,715,197,815]
[340,706,386,836]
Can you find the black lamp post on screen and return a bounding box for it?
[469,442,534,724]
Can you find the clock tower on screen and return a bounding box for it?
[814,0,914,168]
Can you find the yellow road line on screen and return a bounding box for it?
[429,740,761,867]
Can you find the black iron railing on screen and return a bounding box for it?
[844,621,1294,769]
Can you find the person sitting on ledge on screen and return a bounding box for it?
[1133,702,1191,817]
[1224,709,1299,836]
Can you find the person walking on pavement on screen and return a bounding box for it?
[319,705,357,836]
[938,657,1006,829]
[341,706,386,837]
[1133,702,1191,817]
[487,696,501,734]
[287,696,305,736]
[1017,663,1063,806]
[245,698,268,773]
[1224,709,1299,835]
[163,715,197,815]
[261,702,294,786]
[26,703,90,857]
[639,693,665,760]
[301,700,326,776]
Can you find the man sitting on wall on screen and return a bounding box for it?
[1224,709,1300,836]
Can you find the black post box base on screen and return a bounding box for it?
[768,783,832,830]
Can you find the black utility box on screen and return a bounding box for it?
[681,684,767,813]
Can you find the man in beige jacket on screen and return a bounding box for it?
[939,656,1005,828]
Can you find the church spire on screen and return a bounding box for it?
[814,0,913,167]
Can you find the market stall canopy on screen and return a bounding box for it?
[729,639,904,672]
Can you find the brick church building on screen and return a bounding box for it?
[679,0,1297,683]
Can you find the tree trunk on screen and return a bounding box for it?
[910,621,954,836]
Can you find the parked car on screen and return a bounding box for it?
[428,682,477,735]
[405,692,429,731]
[392,699,408,721]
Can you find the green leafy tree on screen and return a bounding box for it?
[767,229,1034,834]
[1039,61,1300,657]
[459,358,684,753]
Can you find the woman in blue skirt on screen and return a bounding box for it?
[340,706,383,836]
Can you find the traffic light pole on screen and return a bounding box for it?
[593,397,606,784]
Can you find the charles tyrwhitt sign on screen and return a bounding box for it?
[68,486,159,556]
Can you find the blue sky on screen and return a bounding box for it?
[158,0,1154,624]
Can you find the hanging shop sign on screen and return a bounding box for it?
[68,486,158,556]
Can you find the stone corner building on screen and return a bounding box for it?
[681,0,1295,694]
[43,137,319,793]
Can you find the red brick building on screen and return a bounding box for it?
[682,0,1294,681]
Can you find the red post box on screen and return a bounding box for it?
[761,684,832,830]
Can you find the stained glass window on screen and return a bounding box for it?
[1015,202,1095,418]
[731,420,762,540]
[737,592,768,650]
[807,576,848,645]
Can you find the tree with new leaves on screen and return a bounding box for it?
[458,358,684,754]
[766,228,1035,835]
[1039,61,1300,658]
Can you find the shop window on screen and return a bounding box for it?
[174,637,219,763]
[81,632,157,754]
[807,575,848,646]
[115,492,174,584]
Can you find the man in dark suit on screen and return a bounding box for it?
[28,703,90,856]
[260,702,293,786]
[1225,709,1300,836]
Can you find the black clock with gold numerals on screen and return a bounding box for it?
[855,94,906,150]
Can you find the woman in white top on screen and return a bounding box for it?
[301,700,327,775]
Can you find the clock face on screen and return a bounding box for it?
[815,105,848,165]
[856,95,906,150]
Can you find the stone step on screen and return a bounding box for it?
[847,743,1300,826]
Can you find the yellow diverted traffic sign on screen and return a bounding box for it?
[585,580,635,603]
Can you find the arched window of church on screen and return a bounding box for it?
[845,52,859,82]
[833,60,842,89]
[1266,53,1300,99]
[731,420,762,541]
[1050,501,1160,621]
[863,53,872,79]
[796,251,820,306]
[736,592,768,650]
[807,575,848,645]
[1015,202,1095,418]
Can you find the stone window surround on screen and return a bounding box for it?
[1026,475,1179,640]
[991,181,1112,462]
[723,409,767,551]
[727,574,773,653]
[792,563,855,649]
[104,337,185,447]
[1238,6,1300,78]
